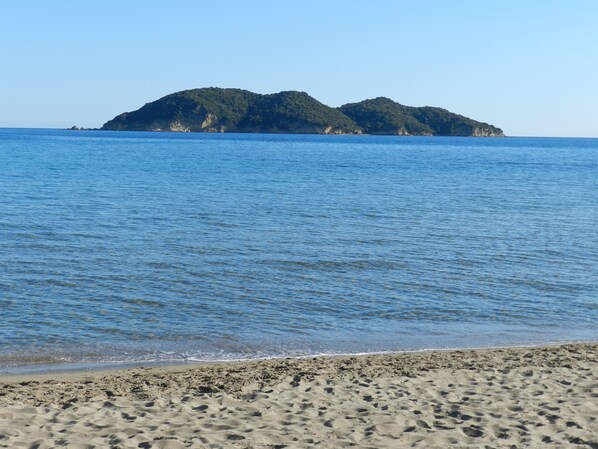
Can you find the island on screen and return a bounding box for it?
[101,88,504,137]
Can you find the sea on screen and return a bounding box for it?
[1,128,596,374]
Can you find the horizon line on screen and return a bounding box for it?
[1,126,598,139]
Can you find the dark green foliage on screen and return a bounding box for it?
[237,91,356,133]
[102,88,356,134]
[339,97,433,135]
[340,97,503,136]
[101,88,258,132]
[101,88,503,136]
[407,106,502,136]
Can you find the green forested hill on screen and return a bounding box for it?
[339,97,503,136]
[101,88,503,136]
[338,97,433,136]
[102,88,357,134]
[101,88,259,132]
[237,91,356,133]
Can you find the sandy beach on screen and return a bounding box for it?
[1,343,596,448]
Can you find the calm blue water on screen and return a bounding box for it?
[1,129,597,373]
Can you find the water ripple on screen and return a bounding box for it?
[0,130,597,371]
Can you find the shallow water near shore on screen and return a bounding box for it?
[1,129,597,374]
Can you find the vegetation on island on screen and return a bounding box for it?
[338,97,433,136]
[101,88,504,136]
[339,97,503,136]
[237,91,356,134]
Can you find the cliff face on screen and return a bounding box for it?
[101,88,504,137]
[472,127,503,137]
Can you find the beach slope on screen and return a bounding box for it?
[1,343,596,448]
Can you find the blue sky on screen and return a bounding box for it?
[1,0,597,136]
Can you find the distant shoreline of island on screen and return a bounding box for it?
[92,88,504,137]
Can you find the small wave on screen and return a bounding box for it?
[3,338,597,376]
[262,259,408,271]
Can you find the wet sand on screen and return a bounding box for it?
[1,343,596,448]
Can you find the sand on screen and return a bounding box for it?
[0,343,596,448]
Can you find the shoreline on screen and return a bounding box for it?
[2,338,596,378]
[1,343,596,447]
[2,341,595,386]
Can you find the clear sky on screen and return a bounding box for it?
[1,0,597,137]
